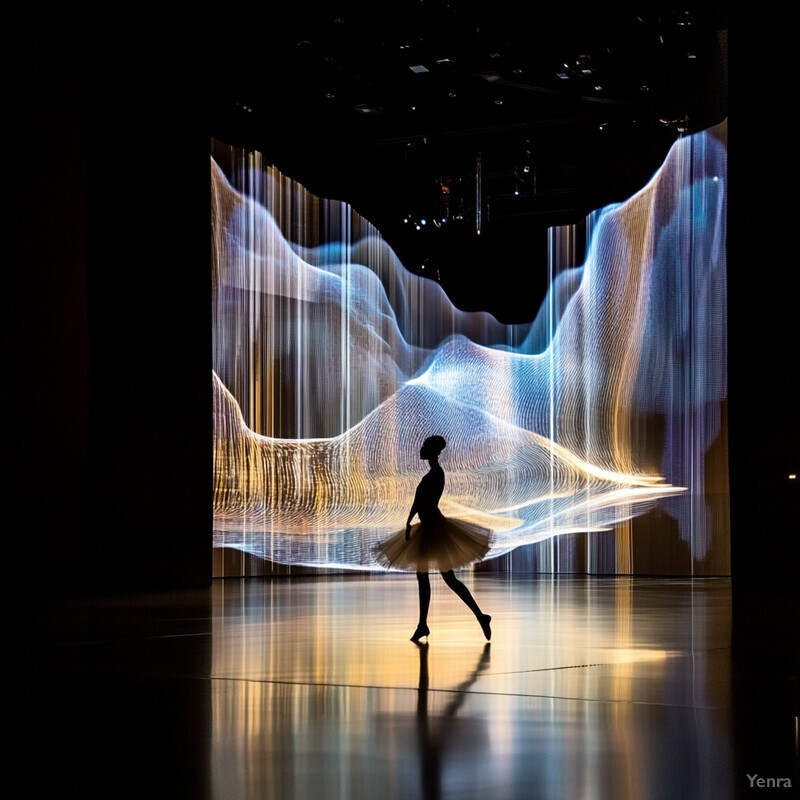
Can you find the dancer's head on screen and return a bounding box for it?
[420,435,447,461]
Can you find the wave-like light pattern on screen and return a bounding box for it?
[211,123,728,574]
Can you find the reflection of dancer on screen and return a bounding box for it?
[415,641,492,800]
[374,436,492,642]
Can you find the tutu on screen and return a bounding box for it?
[374,510,491,572]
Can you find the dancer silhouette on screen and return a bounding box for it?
[374,435,492,642]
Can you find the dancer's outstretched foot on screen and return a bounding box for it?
[410,624,430,643]
[478,614,492,641]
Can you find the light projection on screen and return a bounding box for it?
[211,122,728,575]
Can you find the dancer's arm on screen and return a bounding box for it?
[405,485,422,539]
[405,503,417,540]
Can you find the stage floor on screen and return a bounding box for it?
[14,574,798,799]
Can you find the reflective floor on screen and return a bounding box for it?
[12,574,799,799]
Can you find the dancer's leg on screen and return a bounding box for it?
[441,570,492,640]
[411,572,431,641]
[416,572,431,626]
[440,570,481,615]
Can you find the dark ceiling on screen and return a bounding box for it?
[209,3,728,321]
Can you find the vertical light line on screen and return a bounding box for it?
[687,137,696,576]
[579,220,593,574]
[345,207,352,437]
[295,179,303,438]
[475,153,482,235]
[547,226,556,572]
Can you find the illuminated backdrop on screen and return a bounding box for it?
[211,122,728,576]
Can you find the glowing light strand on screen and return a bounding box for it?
[210,123,728,574]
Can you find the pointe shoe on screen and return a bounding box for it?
[410,624,430,643]
[478,614,492,641]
